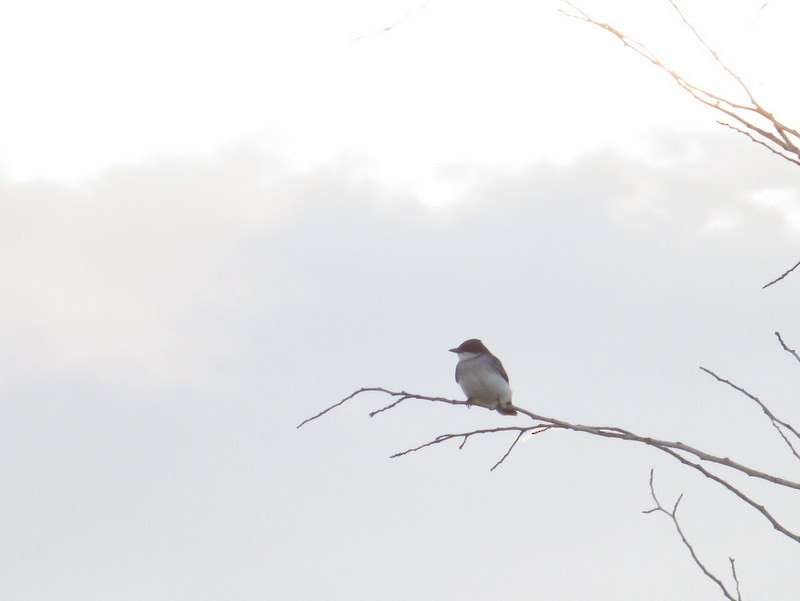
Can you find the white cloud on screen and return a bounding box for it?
[750,187,800,230]
[2,127,799,600]
[2,130,797,390]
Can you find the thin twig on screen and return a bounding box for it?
[300,388,800,544]
[644,470,741,601]
[297,387,463,428]
[490,427,551,471]
[730,558,743,601]
[717,122,800,168]
[389,427,534,459]
[700,367,800,461]
[659,444,800,543]
[562,0,800,170]
[302,389,800,490]
[763,257,800,289]
[512,403,800,490]
[775,331,800,365]
[667,0,756,106]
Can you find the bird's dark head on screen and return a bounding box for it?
[449,338,488,354]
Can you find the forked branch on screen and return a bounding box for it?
[561,0,800,289]
[700,365,800,461]
[299,386,800,544]
[644,470,743,601]
[388,425,551,471]
[560,1,800,167]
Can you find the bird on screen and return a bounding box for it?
[449,339,517,416]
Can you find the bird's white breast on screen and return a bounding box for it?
[456,354,512,406]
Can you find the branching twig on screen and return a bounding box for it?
[490,426,550,470]
[512,403,800,491]
[390,426,531,459]
[657,444,800,544]
[700,366,800,461]
[302,389,800,490]
[300,388,800,544]
[718,122,800,169]
[644,470,742,601]
[562,0,800,288]
[561,1,800,164]
[387,425,551,471]
[296,387,463,428]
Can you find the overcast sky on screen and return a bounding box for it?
[2,1,800,600]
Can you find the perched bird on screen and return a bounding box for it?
[449,339,517,416]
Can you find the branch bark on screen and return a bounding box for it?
[700,366,800,461]
[561,1,800,167]
[299,386,800,544]
[644,470,743,601]
[775,331,800,365]
[561,1,800,289]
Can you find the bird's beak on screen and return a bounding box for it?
[448,348,459,353]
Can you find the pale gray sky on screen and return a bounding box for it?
[2,1,800,600]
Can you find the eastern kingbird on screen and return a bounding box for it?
[449,339,518,416]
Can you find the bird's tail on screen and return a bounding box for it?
[497,405,518,416]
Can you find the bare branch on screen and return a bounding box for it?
[490,426,550,471]
[490,430,526,471]
[763,257,800,289]
[644,470,742,601]
[563,1,800,290]
[297,387,465,429]
[717,122,800,168]
[730,558,743,601]
[775,331,800,365]
[700,367,800,461]
[296,387,372,428]
[512,403,800,490]
[387,425,551,472]
[304,389,800,490]
[389,426,534,459]
[300,388,800,544]
[666,0,756,106]
[658,443,800,543]
[561,1,800,165]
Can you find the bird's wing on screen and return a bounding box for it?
[490,354,510,383]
